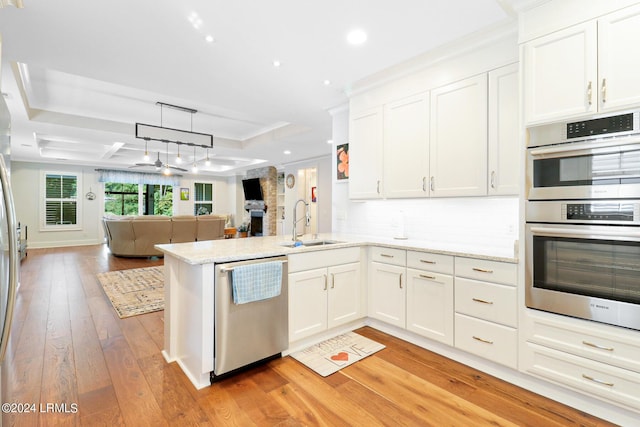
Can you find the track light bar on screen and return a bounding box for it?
[135,123,213,148]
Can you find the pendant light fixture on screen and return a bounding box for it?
[143,139,150,162]
[205,148,211,166]
[191,146,198,173]
[163,144,171,175]
[175,144,182,164]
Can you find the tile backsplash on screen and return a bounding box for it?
[332,189,519,257]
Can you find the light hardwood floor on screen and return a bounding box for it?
[2,245,615,426]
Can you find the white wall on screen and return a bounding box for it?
[12,162,104,248]
[11,161,237,248]
[173,175,236,220]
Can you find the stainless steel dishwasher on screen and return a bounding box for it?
[212,256,288,382]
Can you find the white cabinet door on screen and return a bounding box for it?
[349,107,384,199]
[383,92,430,198]
[327,262,361,329]
[406,269,453,345]
[369,262,406,328]
[523,21,598,124]
[430,74,488,197]
[288,268,328,342]
[488,63,520,196]
[598,4,640,113]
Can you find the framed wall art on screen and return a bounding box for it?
[336,143,349,181]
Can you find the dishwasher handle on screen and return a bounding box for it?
[220,259,287,273]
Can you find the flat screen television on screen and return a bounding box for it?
[242,178,263,201]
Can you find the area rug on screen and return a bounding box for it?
[290,332,385,377]
[96,266,164,318]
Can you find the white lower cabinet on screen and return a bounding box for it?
[521,311,640,412]
[455,313,518,368]
[368,247,406,328]
[454,257,518,369]
[522,342,640,411]
[406,251,454,345]
[288,248,362,342]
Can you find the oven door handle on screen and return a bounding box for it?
[529,137,640,158]
[529,225,640,240]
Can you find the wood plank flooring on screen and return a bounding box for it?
[1,244,616,426]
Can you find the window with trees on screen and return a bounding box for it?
[104,183,173,216]
[194,182,213,215]
[43,172,80,229]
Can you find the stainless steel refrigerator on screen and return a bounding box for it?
[0,93,19,427]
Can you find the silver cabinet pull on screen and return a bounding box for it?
[376,180,380,194]
[582,374,614,387]
[490,171,496,189]
[399,273,403,289]
[601,78,607,103]
[420,259,435,264]
[473,336,493,344]
[582,340,614,352]
[422,176,427,192]
[430,176,435,192]
[472,267,494,274]
[587,81,593,105]
[323,274,328,291]
[331,273,335,289]
[380,254,394,258]
[419,274,436,280]
[472,298,493,305]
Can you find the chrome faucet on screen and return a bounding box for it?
[292,199,310,241]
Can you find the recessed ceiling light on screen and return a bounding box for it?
[205,35,215,43]
[273,60,281,68]
[323,80,331,86]
[327,139,333,144]
[347,29,367,45]
[284,150,291,155]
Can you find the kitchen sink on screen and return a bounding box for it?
[279,239,344,248]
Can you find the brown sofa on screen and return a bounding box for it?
[103,215,226,257]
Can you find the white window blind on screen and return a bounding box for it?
[194,182,213,215]
[44,173,80,229]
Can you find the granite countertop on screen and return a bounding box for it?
[155,233,518,265]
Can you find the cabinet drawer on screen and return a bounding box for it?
[455,257,516,285]
[455,277,517,327]
[454,313,517,369]
[289,247,360,273]
[526,314,640,374]
[370,246,406,266]
[523,342,640,412]
[407,251,453,274]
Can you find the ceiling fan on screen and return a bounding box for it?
[130,151,187,173]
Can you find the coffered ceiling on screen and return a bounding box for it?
[0,0,515,176]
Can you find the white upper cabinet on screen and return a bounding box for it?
[598,5,640,113]
[430,74,488,197]
[523,22,597,124]
[349,106,384,199]
[488,63,520,196]
[383,92,430,198]
[524,3,640,125]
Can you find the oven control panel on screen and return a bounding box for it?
[567,113,634,139]
[526,200,640,225]
[564,203,638,222]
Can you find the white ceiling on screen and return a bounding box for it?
[0,0,515,176]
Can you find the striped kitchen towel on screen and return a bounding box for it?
[231,261,283,304]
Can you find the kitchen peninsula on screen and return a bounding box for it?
[155,233,516,389]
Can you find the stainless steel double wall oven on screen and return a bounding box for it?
[526,111,640,330]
